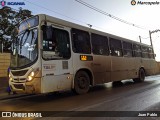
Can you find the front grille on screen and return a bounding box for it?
[13,84,25,90]
[13,78,26,82]
[11,70,28,76]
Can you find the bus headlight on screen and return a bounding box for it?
[27,68,39,82]
[27,71,35,82]
[9,73,11,78]
[9,73,13,81]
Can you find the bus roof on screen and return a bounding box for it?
[37,14,152,48]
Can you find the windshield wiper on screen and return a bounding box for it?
[18,29,30,54]
[21,29,30,46]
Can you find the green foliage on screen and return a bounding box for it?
[0,6,32,52]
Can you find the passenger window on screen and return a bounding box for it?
[72,28,91,54]
[133,44,141,57]
[141,46,149,58]
[148,47,154,59]
[91,33,109,55]
[123,41,133,57]
[109,38,123,56]
[42,26,70,59]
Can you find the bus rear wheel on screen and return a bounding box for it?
[133,68,145,82]
[73,71,90,94]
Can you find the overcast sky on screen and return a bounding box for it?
[2,0,160,61]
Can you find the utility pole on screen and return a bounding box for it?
[139,36,142,43]
[149,30,153,47]
[149,29,160,59]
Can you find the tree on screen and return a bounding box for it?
[0,6,33,52]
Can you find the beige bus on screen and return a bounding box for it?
[9,14,157,94]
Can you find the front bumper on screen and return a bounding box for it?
[9,77,41,94]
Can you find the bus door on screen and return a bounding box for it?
[41,25,73,93]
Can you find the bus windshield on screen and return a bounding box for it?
[10,28,38,69]
[19,16,38,33]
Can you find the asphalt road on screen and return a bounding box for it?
[1,75,160,120]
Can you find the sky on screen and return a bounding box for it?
[2,0,160,61]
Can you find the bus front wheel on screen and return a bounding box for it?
[133,68,145,82]
[73,71,90,94]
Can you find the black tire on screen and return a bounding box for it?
[133,69,145,82]
[73,71,90,94]
[112,81,123,87]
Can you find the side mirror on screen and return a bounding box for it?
[41,25,46,31]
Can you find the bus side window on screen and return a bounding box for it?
[109,38,123,57]
[123,41,133,57]
[54,29,70,59]
[91,33,109,55]
[110,47,118,56]
[42,25,70,59]
[133,44,141,57]
[148,47,154,59]
[72,28,91,54]
[142,46,149,58]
